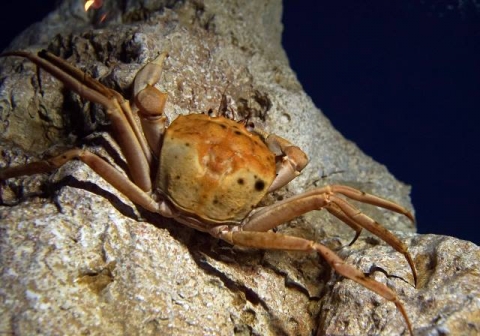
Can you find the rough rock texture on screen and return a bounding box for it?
[0,1,479,335]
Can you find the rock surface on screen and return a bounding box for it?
[0,0,479,335]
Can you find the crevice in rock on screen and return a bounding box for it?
[51,176,141,220]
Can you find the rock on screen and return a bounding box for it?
[0,0,478,335]
[319,234,480,335]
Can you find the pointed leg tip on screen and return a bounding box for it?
[347,230,362,246]
[394,301,414,336]
[404,252,418,288]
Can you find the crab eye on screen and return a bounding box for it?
[254,180,265,191]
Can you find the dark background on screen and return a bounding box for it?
[282,1,480,245]
[1,1,479,245]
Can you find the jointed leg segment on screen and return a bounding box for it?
[2,51,154,192]
[258,133,309,192]
[242,184,417,286]
[133,52,169,157]
[229,183,416,332]
[0,149,160,213]
[220,230,413,335]
[0,50,173,216]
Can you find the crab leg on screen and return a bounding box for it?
[0,148,168,215]
[133,52,169,157]
[326,202,363,246]
[324,185,415,221]
[1,51,153,192]
[39,51,154,166]
[219,230,413,335]
[242,185,417,286]
[261,133,309,192]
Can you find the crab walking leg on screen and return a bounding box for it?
[133,53,169,157]
[329,195,417,285]
[219,231,413,335]
[286,185,414,223]
[1,51,152,192]
[324,185,415,222]
[0,149,161,213]
[133,53,168,94]
[307,184,414,246]
[326,202,363,246]
[319,185,416,283]
[261,133,309,192]
[38,50,153,165]
[242,189,417,286]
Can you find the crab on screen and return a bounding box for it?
[0,50,417,335]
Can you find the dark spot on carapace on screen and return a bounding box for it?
[220,124,227,129]
[254,180,265,191]
[237,178,245,185]
[175,175,180,180]
[234,130,242,136]
[213,198,219,205]
[185,142,190,147]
